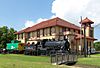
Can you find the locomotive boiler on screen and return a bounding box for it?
[43,39,70,51]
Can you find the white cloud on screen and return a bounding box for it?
[25,20,34,28]
[24,18,48,28]
[36,18,48,23]
[52,0,90,17]
[51,15,57,18]
[51,0,100,26]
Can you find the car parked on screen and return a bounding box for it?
[88,48,96,54]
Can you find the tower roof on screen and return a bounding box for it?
[80,17,94,24]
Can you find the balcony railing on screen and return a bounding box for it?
[63,31,75,35]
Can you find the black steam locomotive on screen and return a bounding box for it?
[24,39,70,55]
[24,39,77,65]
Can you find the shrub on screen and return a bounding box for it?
[94,42,100,51]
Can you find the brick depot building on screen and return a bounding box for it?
[15,17,96,52]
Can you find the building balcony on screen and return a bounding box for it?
[63,31,75,35]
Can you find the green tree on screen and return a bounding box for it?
[0,26,17,48]
[94,42,100,51]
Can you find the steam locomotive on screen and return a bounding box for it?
[24,39,77,65]
[24,39,70,55]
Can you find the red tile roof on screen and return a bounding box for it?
[56,18,80,30]
[80,17,94,24]
[15,27,31,34]
[16,17,80,34]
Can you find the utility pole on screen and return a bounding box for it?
[80,16,82,55]
[83,24,87,57]
[80,17,87,57]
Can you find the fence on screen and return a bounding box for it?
[51,51,77,65]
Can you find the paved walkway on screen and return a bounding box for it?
[59,65,82,68]
[58,64,99,68]
[65,65,82,68]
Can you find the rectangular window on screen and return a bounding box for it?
[50,27,52,36]
[37,30,40,37]
[19,34,21,39]
[90,30,93,37]
[78,30,80,34]
[34,32,37,37]
[32,32,34,37]
[82,31,83,35]
[47,28,50,36]
[28,32,30,39]
[40,30,42,36]
[74,29,75,32]
[46,28,48,36]
[81,30,83,35]
[59,27,63,35]
[51,27,56,33]
[62,27,66,32]
[18,34,20,39]
[43,29,44,36]
[30,32,33,37]
[21,33,23,39]
[68,28,70,31]
[46,28,48,35]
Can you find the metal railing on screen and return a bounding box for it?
[51,51,78,65]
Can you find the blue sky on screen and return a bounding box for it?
[0,0,53,30]
[0,0,100,41]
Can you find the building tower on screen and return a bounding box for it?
[80,17,94,57]
[81,17,94,37]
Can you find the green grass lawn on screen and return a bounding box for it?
[77,54,100,67]
[0,54,100,68]
[0,54,67,68]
